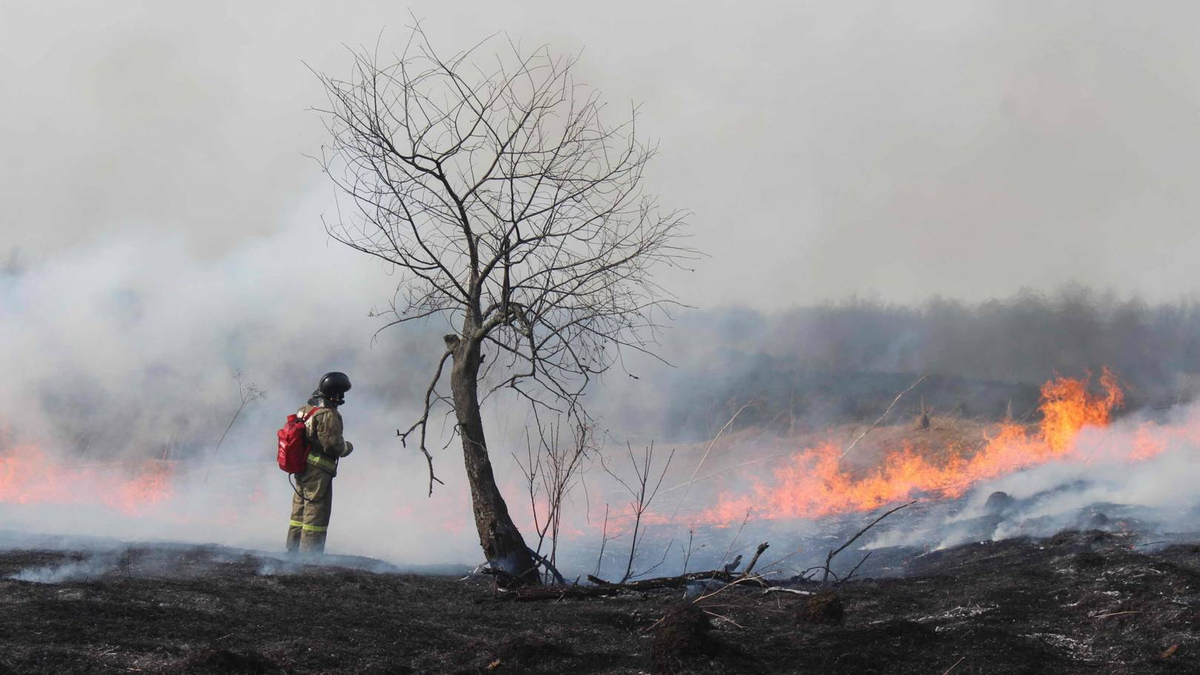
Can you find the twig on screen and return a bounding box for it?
[762,587,814,597]
[660,453,787,494]
[669,400,754,519]
[681,527,696,575]
[593,503,610,578]
[694,570,772,603]
[823,500,916,583]
[942,657,966,675]
[840,550,873,584]
[702,609,744,629]
[204,371,266,483]
[842,375,926,458]
[1094,610,1143,619]
[631,541,674,581]
[398,348,453,496]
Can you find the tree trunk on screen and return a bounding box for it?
[449,334,540,585]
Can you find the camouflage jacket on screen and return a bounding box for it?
[299,404,354,476]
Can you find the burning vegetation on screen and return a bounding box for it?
[0,369,1193,557]
[700,368,1133,525]
[0,445,173,516]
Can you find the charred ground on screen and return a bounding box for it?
[2,530,1198,674]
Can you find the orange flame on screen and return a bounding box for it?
[1039,368,1123,453]
[0,445,174,515]
[701,369,1133,525]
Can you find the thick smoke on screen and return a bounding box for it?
[6,221,1200,577]
[0,214,503,566]
[8,224,1200,575]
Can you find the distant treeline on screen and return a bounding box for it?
[647,288,1200,439]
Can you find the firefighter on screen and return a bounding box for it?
[286,371,354,554]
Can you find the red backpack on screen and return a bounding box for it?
[277,407,322,474]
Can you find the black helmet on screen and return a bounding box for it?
[317,372,351,405]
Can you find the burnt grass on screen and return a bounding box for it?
[2,531,1199,674]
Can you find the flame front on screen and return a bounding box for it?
[0,368,1185,538]
[701,369,1144,525]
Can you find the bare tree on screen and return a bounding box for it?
[313,25,690,584]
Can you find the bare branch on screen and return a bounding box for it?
[822,500,917,584]
[398,348,454,496]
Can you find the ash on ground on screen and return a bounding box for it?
[3,529,1199,674]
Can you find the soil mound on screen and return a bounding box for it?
[798,590,844,625]
[651,603,713,674]
[181,646,278,674]
[1073,550,1107,570]
[482,635,571,672]
[984,490,1015,514]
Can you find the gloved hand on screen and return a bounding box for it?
[341,440,354,457]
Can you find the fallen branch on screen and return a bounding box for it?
[609,569,748,591]
[822,500,916,583]
[509,568,763,601]
[1094,610,1143,619]
[762,587,815,597]
[511,541,777,602]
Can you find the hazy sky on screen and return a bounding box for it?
[4,0,1200,308]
